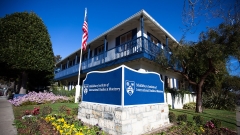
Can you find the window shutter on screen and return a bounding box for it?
[165,76,168,88]
[72,59,75,65]
[94,48,97,56]
[132,28,137,39]
[116,36,120,46]
[147,32,151,40]
[90,50,92,58]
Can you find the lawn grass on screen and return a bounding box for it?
[12,103,237,133]
[13,102,79,119]
[170,109,236,131]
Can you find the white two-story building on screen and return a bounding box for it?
[54,9,188,91]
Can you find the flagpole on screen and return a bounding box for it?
[77,48,83,88]
[75,8,87,103]
[75,48,83,103]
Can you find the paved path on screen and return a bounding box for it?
[0,96,17,135]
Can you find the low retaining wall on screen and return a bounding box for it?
[78,102,169,135]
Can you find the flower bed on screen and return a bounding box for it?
[9,92,70,106]
[13,104,105,135]
[45,114,105,135]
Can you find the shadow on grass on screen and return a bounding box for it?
[170,109,236,129]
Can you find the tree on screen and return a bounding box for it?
[222,75,240,91]
[55,55,62,64]
[182,0,240,35]
[157,22,240,113]
[162,0,240,113]
[0,12,55,94]
[202,75,240,111]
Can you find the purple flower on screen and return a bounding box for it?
[9,92,70,106]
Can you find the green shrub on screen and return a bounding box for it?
[21,101,38,106]
[58,105,68,114]
[193,115,204,125]
[186,121,194,127]
[72,107,78,116]
[23,117,39,134]
[168,104,172,110]
[169,112,176,123]
[211,118,222,128]
[177,114,187,122]
[203,90,236,111]
[40,106,52,117]
[167,121,204,135]
[68,95,75,103]
[51,86,76,97]
[183,102,196,109]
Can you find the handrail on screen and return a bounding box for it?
[54,36,170,79]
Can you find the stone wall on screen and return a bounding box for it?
[78,102,169,135]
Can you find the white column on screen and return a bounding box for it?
[174,78,176,88]
[169,78,173,88]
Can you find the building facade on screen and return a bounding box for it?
[54,10,188,91]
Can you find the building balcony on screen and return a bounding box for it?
[54,36,170,80]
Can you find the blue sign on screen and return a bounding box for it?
[82,67,122,105]
[124,68,164,105]
[82,65,164,106]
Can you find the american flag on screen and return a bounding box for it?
[81,8,88,51]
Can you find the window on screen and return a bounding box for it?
[98,45,104,54]
[89,50,92,58]
[82,53,88,61]
[69,61,72,67]
[77,56,80,63]
[150,35,158,45]
[120,31,132,44]
[94,44,108,56]
[62,64,66,70]
[72,58,75,65]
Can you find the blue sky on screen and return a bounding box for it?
[0,0,239,76]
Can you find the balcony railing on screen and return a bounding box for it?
[54,36,168,79]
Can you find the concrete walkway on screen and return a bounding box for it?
[0,96,17,135]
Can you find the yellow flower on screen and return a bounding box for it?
[200,127,205,132]
[76,132,84,135]
[45,117,49,122]
[57,125,61,130]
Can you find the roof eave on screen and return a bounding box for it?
[57,9,179,64]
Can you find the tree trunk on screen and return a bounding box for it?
[19,71,28,94]
[16,75,22,94]
[196,84,203,113]
[13,80,16,93]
